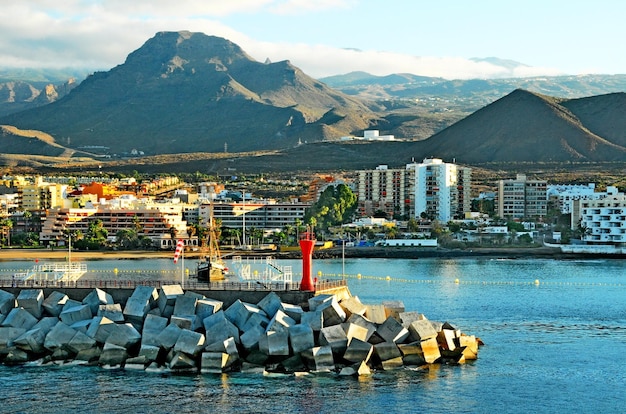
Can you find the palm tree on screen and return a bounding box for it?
[0,218,12,246]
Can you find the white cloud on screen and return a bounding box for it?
[0,1,566,80]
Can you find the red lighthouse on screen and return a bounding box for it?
[299,228,316,291]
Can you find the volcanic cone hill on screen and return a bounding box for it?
[0,31,378,155]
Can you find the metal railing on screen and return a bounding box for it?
[0,278,348,292]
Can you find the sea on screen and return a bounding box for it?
[0,255,625,414]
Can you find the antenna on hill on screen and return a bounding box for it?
[224,142,228,153]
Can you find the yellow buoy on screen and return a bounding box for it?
[455,278,460,284]
[357,274,362,280]
[534,279,540,285]
[386,276,391,281]
[114,268,118,275]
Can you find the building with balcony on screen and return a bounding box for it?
[497,174,547,220]
[577,194,626,245]
[199,200,310,232]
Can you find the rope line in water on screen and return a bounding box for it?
[1,268,623,287]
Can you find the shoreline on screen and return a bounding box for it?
[0,245,579,261]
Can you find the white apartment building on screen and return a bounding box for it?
[409,158,472,222]
[577,194,626,244]
[548,184,618,214]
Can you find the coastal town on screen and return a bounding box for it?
[0,156,624,255]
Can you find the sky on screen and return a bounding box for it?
[1,0,624,80]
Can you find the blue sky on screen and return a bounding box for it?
[0,0,623,79]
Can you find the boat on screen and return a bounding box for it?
[196,204,228,282]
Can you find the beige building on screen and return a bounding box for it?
[497,174,547,219]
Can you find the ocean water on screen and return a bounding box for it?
[1,256,625,413]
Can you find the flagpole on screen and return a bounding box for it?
[181,247,184,289]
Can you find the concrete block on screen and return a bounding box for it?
[374,341,402,362]
[343,338,373,364]
[345,314,376,341]
[259,330,289,356]
[398,342,426,366]
[44,322,77,351]
[170,315,195,330]
[0,289,15,315]
[201,352,229,373]
[156,323,183,350]
[300,310,323,331]
[308,294,334,311]
[377,316,410,344]
[339,296,367,318]
[380,356,404,370]
[50,347,73,361]
[280,354,307,373]
[13,317,57,354]
[204,314,239,345]
[168,351,197,371]
[42,291,68,317]
[319,325,348,356]
[62,299,83,312]
[399,311,425,328]
[224,300,265,330]
[158,284,184,313]
[60,304,93,325]
[241,312,270,332]
[288,324,315,354]
[141,314,169,347]
[75,347,102,363]
[205,337,239,362]
[343,323,370,343]
[244,350,269,366]
[408,319,438,341]
[70,319,92,333]
[17,289,44,319]
[99,342,128,366]
[174,329,205,356]
[266,309,296,333]
[280,302,303,323]
[97,304,125,323]
[123,286,158,326]
[420,337,442,363]
[173,295,197,317]
[240,324,265,351]
[257,292,283,318]
[196,298,222,320]
[364,304,386,324]
[82,288,113,315]
[437,328,457,351]
[106,323,142,349]
[4,348,30,364]
[382,300,405,320]
[2,307,38,330]
[67,330,97,353]
[0,327,26,352]
[138,344,160,362]
[459,334,479,361]
[86,316,117,343]
[303,345,335,372]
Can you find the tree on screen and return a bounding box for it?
[304,184,357,232]
[0,218,12,246]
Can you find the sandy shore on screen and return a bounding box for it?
[0,249,205,261]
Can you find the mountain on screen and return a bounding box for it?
[0,31,378,155]
[0,78,78,117]
[406,89,626,163]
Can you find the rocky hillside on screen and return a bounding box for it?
[0,31,378,156]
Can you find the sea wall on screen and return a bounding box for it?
[0,286,481,375]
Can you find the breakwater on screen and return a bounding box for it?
[0,285,480,375]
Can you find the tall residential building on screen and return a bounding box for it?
[355,159,471,221]
[408,158,472,222]
[497,174,547,219]
[355,165,408,218]
[200,200,310,231]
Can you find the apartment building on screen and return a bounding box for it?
[355,165,408,218]
[39,197,189,248]
[497,174,547,219]
[577,194,626,244]
[199,200,309,231]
